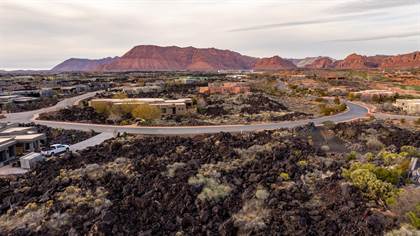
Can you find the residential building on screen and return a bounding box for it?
[122,85,163,94]
[89,98,194,117]
[353,90,396,101]
[0,126,46,155]
[394,99,420,115]
[199,82,250,94]
[0,137,17,167]
[176,77,207,85]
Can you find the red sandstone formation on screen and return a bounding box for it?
[253,56,297,70]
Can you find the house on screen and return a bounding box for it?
[176,77,206,85]
[0,137,17,167]
[145,80,165,87]
[60,84,89,95]
[122,86,163,95]
[353,90,396,101]
[0,126,46,155]
[89,98,194,117]
[394,99,420,115]
[0,95,39,111]
[199,82,250,94]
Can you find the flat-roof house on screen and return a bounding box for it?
[0,137,17,167]
[0,127,36,136]
[90,98,194,117]
[199,82,250,94]
[122,86,163,94]
[394,99,420,115]
[353,90,396,101]
[0,126,46,155]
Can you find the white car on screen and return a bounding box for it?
[41,144,70,156]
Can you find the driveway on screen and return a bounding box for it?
[1,91,100,124]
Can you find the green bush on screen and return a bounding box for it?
[279,172,290,181]
[406,205,420,229]
[400,146,419,157]
[344,168,395,200]
[297,160,308,167]
[347,151,358,161]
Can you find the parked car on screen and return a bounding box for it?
[41,144,70,156]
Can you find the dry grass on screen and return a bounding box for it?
[56,157,135,181]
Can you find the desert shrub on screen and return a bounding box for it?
[344,168,395,200]
[389,187,420,229]
[333,97,340,104]
[131,104,161,120]
[255,187,269,200]
[233,189,271,233]
[91,101,112,115]
[319,103,347,116]
[366,136,385,151]
[112,92,128,99]
[297,160,308,167]
[315,97,326,103]
[400,145,419,157]
[321,145,330,152]
[165,162,186,177]
[279,172,290,181]
[0,201,51,231]
[365,152,375,161]
[322,120,336,129]
[188,174,231,202]
[407,207,420,229]
[343,162,402,201]
[347,151,358,161]
[378,151,408,166]
[347,92,361,101]
[56,186,112,213]
[56,158,135,182]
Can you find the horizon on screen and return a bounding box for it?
[2,45,419,71]
[1,0,419,70]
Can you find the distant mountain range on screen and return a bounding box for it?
[51,45,420,72]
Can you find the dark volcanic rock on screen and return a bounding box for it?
[0,125,403,235]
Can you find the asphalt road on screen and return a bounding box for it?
[1,91,100,124]
[28,101,368,135]
[0,93,370,149]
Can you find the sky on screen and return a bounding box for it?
[0,0,419,70]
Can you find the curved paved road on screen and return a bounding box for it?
[13,101,368,135]
[0,93,370,149]
[1,91,100,124]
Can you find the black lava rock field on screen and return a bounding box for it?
[1,122,418,235]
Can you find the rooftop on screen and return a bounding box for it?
[0,127,33,134]
[13,133,46,141]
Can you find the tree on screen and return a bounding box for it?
[131,104,161,120]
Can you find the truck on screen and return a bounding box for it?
[41,144,70,156]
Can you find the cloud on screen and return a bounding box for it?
[328,31,420,42]
[331,0,420,13]
[228,12,384,32]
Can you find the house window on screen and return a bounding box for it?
[161,108,167,113]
